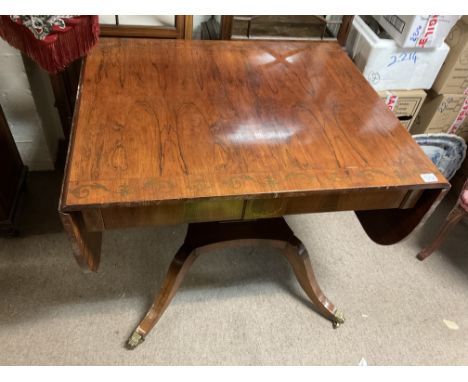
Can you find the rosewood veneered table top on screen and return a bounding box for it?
[61,38,448,211]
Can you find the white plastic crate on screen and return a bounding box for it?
[345,16,450,91]
[373,15,460,49]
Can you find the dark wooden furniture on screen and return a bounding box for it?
[417,179,467,260]
[201,16,220,40]
[220,15,353,46]
[49,58,83,142]
[0,104,27,234]
[100,15,193,39]
[60,38,449,349]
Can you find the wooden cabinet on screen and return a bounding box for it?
[0,104,27,234]
[99,15,192,39]
[220,15,353,46]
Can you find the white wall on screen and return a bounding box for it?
[99,15,175,27]
[0,39,62,171]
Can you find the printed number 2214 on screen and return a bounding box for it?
[387,52,417,67]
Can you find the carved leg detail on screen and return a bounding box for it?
[126,244,198,349]
[127,218,344,349]
[60,211,102,272]
[283,236,344,328]
[417,204,465,261]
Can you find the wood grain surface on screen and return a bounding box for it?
[61,38,448,211]
[60,211,102,272]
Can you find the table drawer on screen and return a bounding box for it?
[244,189,415,219]
[82,189,420,231]
[95,199,244,230]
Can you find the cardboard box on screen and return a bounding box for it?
[346,16,450,91]
[373,15,460,48]
[432,19,468,95]
[411,94,468,141]
[378,90,426,130]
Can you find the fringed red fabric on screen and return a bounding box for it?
[0,16,99,73]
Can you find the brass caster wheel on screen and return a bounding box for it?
[126,331,145,350]
[332,310,345,329]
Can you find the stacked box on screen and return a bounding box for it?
[377,90,426,130]
[373,16,460,49]
[345,16,450,91]
[411,19,468,142]
[411,94,468,140]
[432,19,468,95]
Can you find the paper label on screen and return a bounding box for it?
[417,15,439,48]
[443,319,460,330]
[385,94,399,112]
[420,173,438,183]
[448,97,468,134]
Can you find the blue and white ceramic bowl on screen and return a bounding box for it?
[412,133,467,181]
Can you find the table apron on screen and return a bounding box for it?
[79,188,420,232]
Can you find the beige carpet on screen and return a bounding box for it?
[0,172,467,365]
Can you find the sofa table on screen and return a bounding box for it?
[59,38,450,349]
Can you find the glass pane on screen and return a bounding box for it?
[117,15,175,27]
[99,15,117,26]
